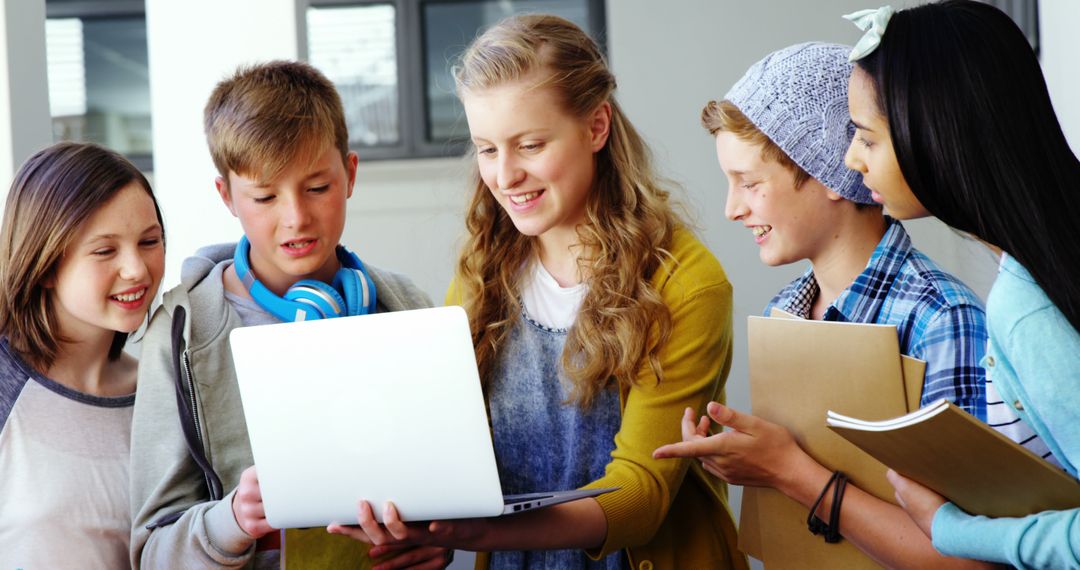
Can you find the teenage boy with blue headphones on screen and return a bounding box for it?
[128,61,445,569]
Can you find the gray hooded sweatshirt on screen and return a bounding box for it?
[129,243,432,568]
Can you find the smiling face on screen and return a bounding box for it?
[50,182,165,340]
[218,144,357,296]
[844,68,929,220]
[461,74,610,250]
[716,131,844,266]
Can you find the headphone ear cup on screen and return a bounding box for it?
[284,280,347,319]
[333,269,366,316]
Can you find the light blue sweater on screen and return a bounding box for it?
[932,255,1080,568]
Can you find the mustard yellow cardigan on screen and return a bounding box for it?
[450,228,748,570]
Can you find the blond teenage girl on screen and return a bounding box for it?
[328,14,747,570]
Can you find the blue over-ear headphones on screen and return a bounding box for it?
[233,236,377,322]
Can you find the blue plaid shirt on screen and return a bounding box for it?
[766,218,988,420]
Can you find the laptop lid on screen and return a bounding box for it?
[230,305,505,527]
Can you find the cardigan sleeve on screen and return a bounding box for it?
[444,277,463,307]
[582,267,733,558]
[932,503,1080,569]
[931,297,1080,567]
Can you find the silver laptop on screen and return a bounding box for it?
[230,305,615,528]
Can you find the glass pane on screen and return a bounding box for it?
[423,0,593,144]
[45,16,153,157]
[308,4,399,148]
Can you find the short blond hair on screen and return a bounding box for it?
[702,99,811,189]
[204,61,349,185]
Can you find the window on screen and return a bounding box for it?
[307,0,606,160]
[41,0,605,166]
[307,4,401,149]
[45,0,152,171]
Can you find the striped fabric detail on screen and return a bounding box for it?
[985,377,1060,468]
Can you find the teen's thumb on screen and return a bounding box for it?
[705,402,753,432]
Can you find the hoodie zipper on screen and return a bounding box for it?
[181,349,204,450]
[181,347,219,498]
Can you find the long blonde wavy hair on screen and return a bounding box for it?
[453,14,683,407]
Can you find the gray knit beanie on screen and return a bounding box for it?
[724,42,873,204]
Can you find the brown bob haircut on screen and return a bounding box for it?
[0,142,164,371]
[204,60,350,187]
[701,99,811,189]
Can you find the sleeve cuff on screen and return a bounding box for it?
[931,502,1002,562]
[581,478,655,560]
[204,489,257,558]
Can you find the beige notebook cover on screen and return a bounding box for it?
[738,353,925,563]
[828,400,1080,518]
[738,313,918,568]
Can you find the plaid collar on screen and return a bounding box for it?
[776,271,819,319]
[777,218,912,322]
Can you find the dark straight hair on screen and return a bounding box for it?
[0,142,165,371]
[856,0,1080,333]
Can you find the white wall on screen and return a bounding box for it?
[146,0,304,286]
[0,0,51,209]
[346,156,468,302]
[1041,0,1080,153]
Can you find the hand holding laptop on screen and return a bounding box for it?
[232,466,276,540]
[230,306,616,528]
[328,493,613,555]
[327,499,491,552]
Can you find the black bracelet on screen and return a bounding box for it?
[807,470,847,543]
[807,471,839,537]
[825,471,848,543]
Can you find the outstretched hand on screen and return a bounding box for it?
[652,402,809,490]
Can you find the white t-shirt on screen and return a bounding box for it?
[520,257,587,330]
[0,342,134,569]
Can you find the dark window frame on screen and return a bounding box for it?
[45,0,153,171]
[46,0,608,163]
[309,0,607,161]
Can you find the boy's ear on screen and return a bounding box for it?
[588,101,612,152]
[215,175,238,217]
[345,151,359,199]
[825,189,846,202]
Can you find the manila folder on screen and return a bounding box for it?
[739,316,910,569]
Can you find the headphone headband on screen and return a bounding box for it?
[233,236,377,322]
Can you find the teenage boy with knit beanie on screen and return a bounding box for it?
[129,61,448,569]
[655,43,991,567]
